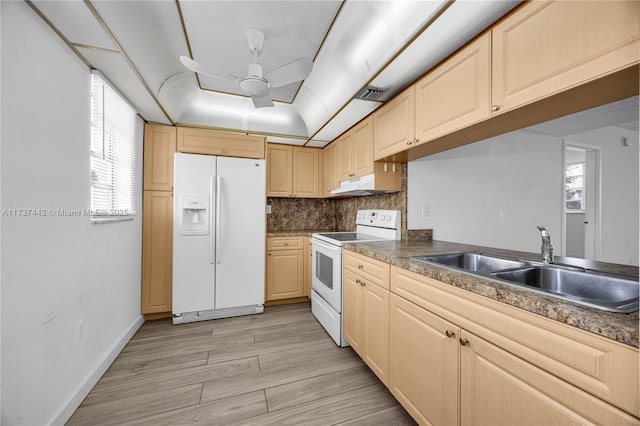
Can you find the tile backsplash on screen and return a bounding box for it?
[267,164,428,241]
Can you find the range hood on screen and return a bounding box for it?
[331,172,401,197]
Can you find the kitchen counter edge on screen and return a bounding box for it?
[344,240,639,348]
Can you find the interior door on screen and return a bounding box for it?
[215,157,266,309]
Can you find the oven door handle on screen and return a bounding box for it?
[312,238,343,254]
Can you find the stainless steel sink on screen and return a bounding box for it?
[410,252,528,273]
[410,251,639,313]
[491,266,639,313]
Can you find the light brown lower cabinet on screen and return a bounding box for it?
[141,191,173,315]
[265,237,304,301]
[389,291,638,425]
[459,329,639,426]
[341,251,640,425]
[343,251,391,385]
[389,293,459,425]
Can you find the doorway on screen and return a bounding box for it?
[563,142,601,260]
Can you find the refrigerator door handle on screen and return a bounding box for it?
[209,176,215,264]
[215,176,222,264]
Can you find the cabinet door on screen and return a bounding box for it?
[266,144,292,197]
[266,249,304,300]
[389,294,459,426]
[337,131,354,182]
[362,279,389,385]
[460,330,639,425]
[343,269,364,355]
[322,142,338,197]
[352,117,374,178]
[143,124,176,191]
[177,127,265,158]
[373,86,415,161]
[293,147,320,198]
[415,33,490,143]
[492,0,640,115]
[141,191,173,314]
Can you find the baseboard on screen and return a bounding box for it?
[50,315,144,425]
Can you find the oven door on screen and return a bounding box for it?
[311,238,343,313]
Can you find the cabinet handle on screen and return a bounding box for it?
[491,105,499,112]
[445,330,455,338]
[413,138,419,144]
[459,337,469,346]
[406,140,412,146]
[357,264,363,269]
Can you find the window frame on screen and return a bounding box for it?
[89,70,138,223]
[565,161,585,213]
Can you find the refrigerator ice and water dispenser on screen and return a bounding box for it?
[179,194,209,235]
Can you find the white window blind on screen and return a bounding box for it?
[90,71,138,221]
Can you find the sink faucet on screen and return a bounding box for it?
[537,225,554,264]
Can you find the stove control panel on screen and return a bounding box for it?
[355,209,401,229]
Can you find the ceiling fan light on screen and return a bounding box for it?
[240,76,269,97]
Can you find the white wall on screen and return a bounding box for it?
[408,124,640,265]
[565,126,640,265]
[408,130,564,254]
[1,2,143,425]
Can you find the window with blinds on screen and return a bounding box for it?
[90,71,138,221]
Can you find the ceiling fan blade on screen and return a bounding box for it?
[266,58,313,88]
[251,95,274,108]
[179,56,239,83]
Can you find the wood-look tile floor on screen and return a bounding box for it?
[67,302,416,425]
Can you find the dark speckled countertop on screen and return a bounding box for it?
[344,240,639,348]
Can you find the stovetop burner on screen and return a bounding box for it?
[312,210,401,246]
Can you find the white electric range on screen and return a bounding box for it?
[311,209,401,346]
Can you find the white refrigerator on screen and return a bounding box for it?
[172,152,266,324]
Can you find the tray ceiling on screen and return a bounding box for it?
[28,0,521,147]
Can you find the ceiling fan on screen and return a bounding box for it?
[180,28,313,108]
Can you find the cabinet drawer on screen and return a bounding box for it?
[267,237,304,250]
[344,250,390,290]
[391,266,640,417]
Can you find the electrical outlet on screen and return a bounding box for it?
[77,319,85,342]
[421,203,430,217]
[266,205,272,214]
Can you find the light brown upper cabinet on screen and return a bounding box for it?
[293,146,321,198]
[322,142,338,197]
[266,143,321,198]
[339,116,375,181]
[414,33,491,143]
[143,124,176,191]
[337,131,354,182]
[373,86,415,161]
[177,127,266,159]
[266,144,292,197]
[491,0,640,115]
